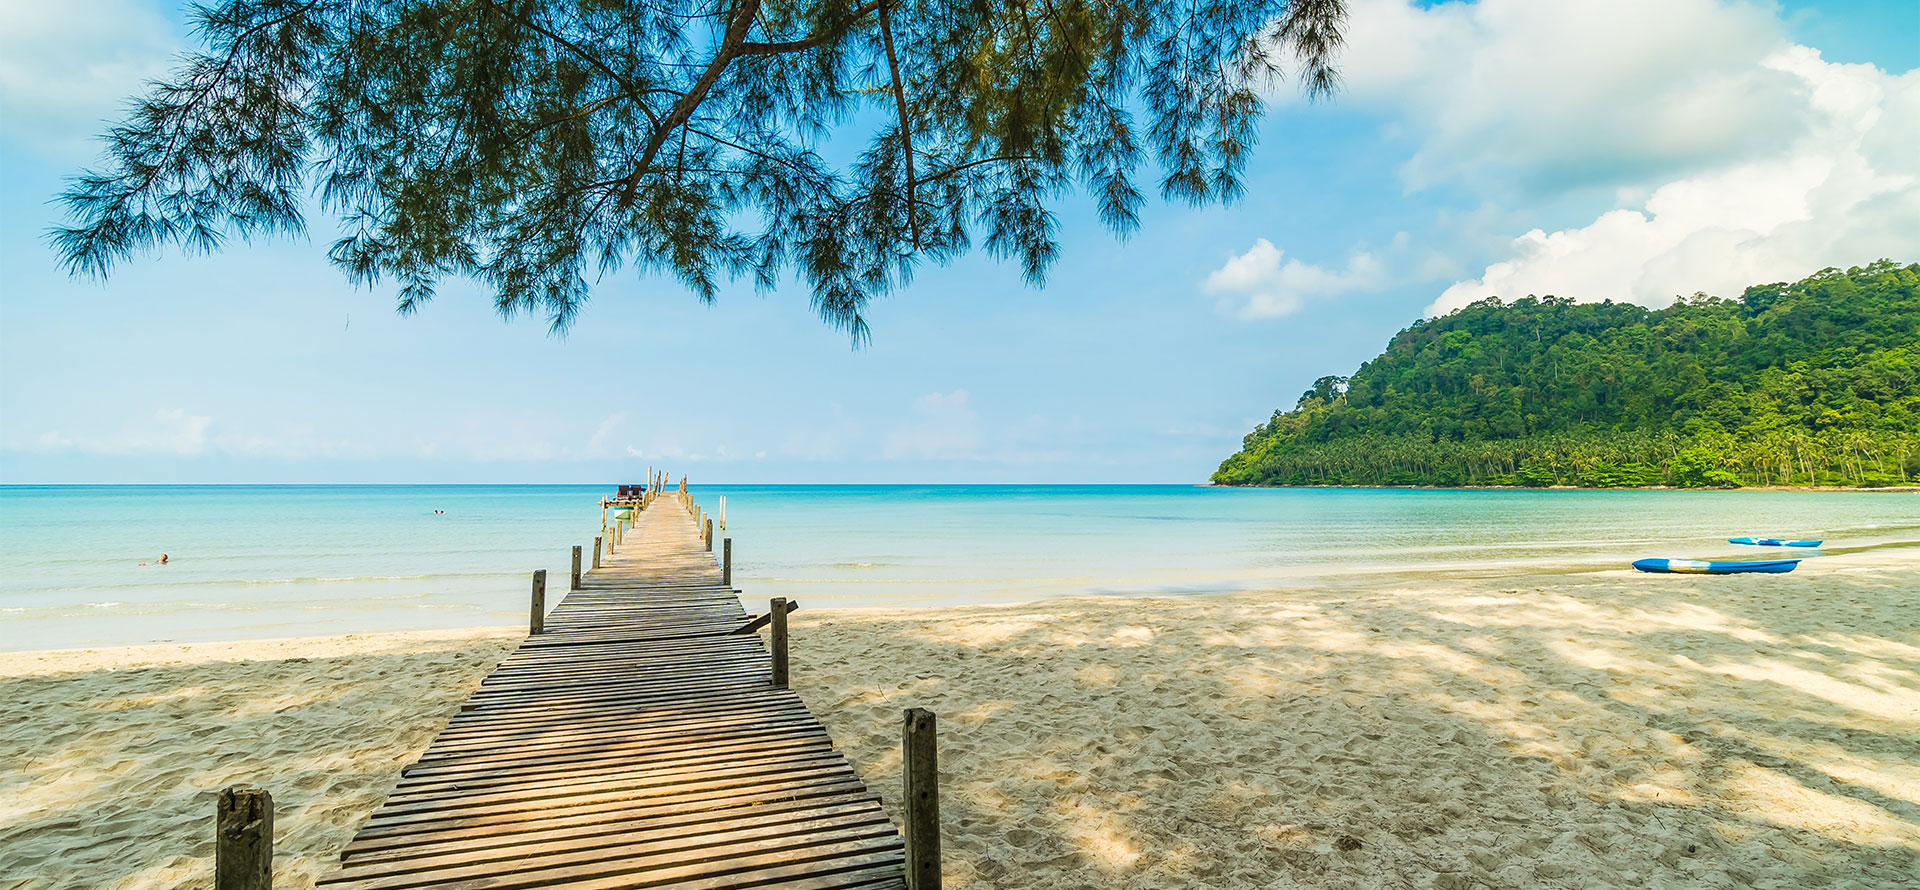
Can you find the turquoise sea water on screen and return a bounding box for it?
[2,485,1916,651]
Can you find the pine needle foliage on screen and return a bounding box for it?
[51,0,1347,340]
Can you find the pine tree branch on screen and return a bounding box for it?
[737,0,887,54]
[620,0,767,208]
[879,1,918,247]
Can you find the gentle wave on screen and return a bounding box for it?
[6,484,1918,650]
[1,571,527,595]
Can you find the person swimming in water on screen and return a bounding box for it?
[140,553,170,566]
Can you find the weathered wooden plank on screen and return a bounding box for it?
[334,829,903,890]
[341,777,877,856]
[323,491,904,890]
[401,726,833,782]
[393,742,841,798]
[340,790,886,866]
[328,804,896,883]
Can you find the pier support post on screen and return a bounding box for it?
[705,518,714,552]
[903,709,941,890]
[770,597,789,689]
[530,570,547,635]
[571,546,582,590]
[216,785,273,890]
[592,536,602,570]
[723,538,732,587]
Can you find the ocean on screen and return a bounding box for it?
[2,484,1915,651]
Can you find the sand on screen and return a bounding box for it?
[6,552,1919,889]
[0,629,522,890]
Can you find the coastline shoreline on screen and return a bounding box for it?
[1202,482,1920,492]
[10,555,1919,888]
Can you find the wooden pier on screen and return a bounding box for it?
[304,486,923,890]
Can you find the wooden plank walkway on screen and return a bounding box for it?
[320,494,907,890]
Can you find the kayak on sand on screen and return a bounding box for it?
[1633,558,1801,574]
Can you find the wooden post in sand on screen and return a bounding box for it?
[215,785,273,890]
[592,536,602,570]
[902,709,941,890]
[722,538,732,587]
[705,517,714,552]
[770,597,789,688]
[530,570,547,635]
[571,546,582,590]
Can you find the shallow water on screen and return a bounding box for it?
[2,484,1914,650]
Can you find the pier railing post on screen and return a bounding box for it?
[530,570,547,635]
[770,597,789,689]
[723,538,732,587]
[215,785,273,890]
[592,536,602,570]
[571,546,582,590]
[705,517,714,552]
[903,709,941,890]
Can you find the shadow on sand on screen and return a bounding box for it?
[794,563,1920,888]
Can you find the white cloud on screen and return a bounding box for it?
[1429,46,1920,315]
[778,403,864,461]
[883,390,983,460]
[26,408,212,456]
[0,0,181,157]
[1297,0,1920,316]
[1204,238,1386,319]
[1328,0,1800,194]
[584,411,630,456]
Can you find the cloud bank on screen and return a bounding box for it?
[1427,46,1919,314]
[0,0,180,158]
[1249,0,1920,318]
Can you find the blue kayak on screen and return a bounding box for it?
[1634,558,1801,574]
[1728,537,1823,547]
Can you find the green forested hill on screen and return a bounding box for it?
[1214,260,1920,488]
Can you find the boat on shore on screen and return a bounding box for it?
[1729,537,1823,547]
[1633,557,1801,574]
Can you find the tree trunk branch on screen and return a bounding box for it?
[620,0,767,208]
[737,0,887,54]
[879,1,918,247]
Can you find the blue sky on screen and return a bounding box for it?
[2,0,1916,483]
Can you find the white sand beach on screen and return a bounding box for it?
[0,630,522,890]
[5,551,1918,889]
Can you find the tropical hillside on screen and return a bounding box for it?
[1214,260,1920,488]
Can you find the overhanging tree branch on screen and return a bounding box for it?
[879,0,918,247]
[52,0,1348,340]
[620,0,767,208]
[737,0,886,54]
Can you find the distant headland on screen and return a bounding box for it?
[1216,260,1920,489]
